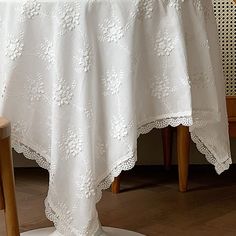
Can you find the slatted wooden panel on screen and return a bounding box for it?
[213,0,236,96]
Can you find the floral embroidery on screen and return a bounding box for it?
[136,0,154,19]
[78,171,96,199]
[102,69,122,96]
[96,141,106,160]
[83,102,93,120]
[179,75,191,87]
[59,3,80,34]
[59,128,83,160]
[190,71,211,88]
[38,40,55,67]
[154,31,175,56]
[111,115,128,140]
[47,190,73,232]
[75,103,93,122]
[12,121,27,139]
[26,74,45,102]
[151,75,171,99]
[0,75,7,99]
[73,46,93,73]
[193,0,203,12]
[202,39,210,49]
[1,83,7,99]
[5,36,24,61]
[97,143,106,156]
[53,78,75,106]
[168,0,185,11]
[22,0,41,19]
[99,18,124,43]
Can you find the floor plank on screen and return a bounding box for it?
[1,166,236,236]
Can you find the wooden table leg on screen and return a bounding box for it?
[177,126,190,193]
[162,127,173,170]
[0,136,20,236]
[112,176,121,194]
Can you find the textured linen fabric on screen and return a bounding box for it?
[0,0,232,235]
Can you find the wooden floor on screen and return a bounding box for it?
[1,166,236,236]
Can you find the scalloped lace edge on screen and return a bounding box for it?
[190,133,232,175]
[13,140,50,171]
[12,115,232,236]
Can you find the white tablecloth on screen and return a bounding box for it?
[0,0,232,235]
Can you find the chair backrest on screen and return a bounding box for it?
[0,118,11,140]
[0,117,10,210]
[0,117,11,210]
[0,117,20,235]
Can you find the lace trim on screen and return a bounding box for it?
[12,140,50,170]
[11,115,231,236]
[190,133,232,175]
[96,148,137,202]
[95,116,194,203]
[137,116,193,137]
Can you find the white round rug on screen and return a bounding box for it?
[21,227,145,236]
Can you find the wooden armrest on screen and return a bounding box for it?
[0,117,11,140]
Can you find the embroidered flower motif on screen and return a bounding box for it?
[136,0,154,19]
[22,0,41,19]
[102,69,122,96]
[47,190,73,227]
[59,3,80,33]
[202,39,210,49]
[79,171,96,199]
[151,75,171,99]
[154,31,175,56]
[38,40,55,67]
[96,141,106,160]
[53,79,75,106]
[12,121,26,139]
[27,74,45,102]
[1,84,7,98]
[59,129,83,160]
[99,18,124,43]
[193,0,203,12]
[5,37,24,61]
[1,76,7,99]
[168,0,185,11]
[74,46,93,73]
[97,143,106,156]
[83,103,93,120]
[111,115,128,140]
[190,71,211,88]
[180,75,191,87]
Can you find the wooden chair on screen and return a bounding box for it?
[112,126,190,193]
[0,117,20,236]
[227,96,236,138]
